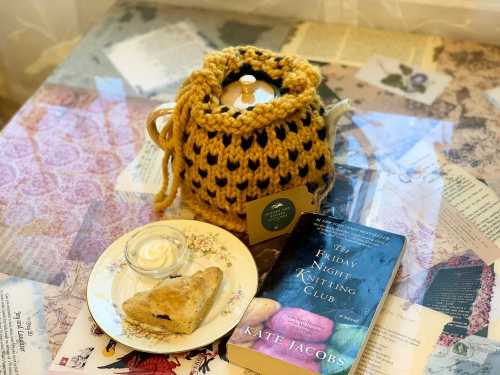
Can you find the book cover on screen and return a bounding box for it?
[228,213,406,375]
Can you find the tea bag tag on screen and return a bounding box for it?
[245,186,317,245]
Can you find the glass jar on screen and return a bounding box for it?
[124,223,188,278]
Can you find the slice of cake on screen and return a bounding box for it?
[123,267,223,334]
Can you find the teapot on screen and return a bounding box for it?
[147,46,350,232]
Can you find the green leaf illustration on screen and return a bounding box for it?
[381,74,404,89]
[415,84,426,93]
[399,64,413,75]
[452,342,468,356]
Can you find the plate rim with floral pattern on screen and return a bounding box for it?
[86,219,258,353]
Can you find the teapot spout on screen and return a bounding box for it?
[325,99,351,128]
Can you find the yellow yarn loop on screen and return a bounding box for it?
[148,46,333,232]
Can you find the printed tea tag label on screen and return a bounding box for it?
[245,186,317,245]
[356,55,452,105]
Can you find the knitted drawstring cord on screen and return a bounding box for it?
[147,46,336,232]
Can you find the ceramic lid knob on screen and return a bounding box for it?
[221,74,278,110]
[240,74,257,101]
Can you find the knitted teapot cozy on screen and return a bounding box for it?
[148,46,334,232]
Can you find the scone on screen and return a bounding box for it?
[123,267,223,334]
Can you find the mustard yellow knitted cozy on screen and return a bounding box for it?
[149,46,333,232]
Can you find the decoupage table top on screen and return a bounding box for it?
[1,2,500,374]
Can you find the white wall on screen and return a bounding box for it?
[0,0,498,106]
[152,0,500,45]
[0,0,115,104]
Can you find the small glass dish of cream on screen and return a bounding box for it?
[125,223,188,278]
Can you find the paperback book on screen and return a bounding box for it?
[228,213,406,375]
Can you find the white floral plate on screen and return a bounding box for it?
[87,219,258,353]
